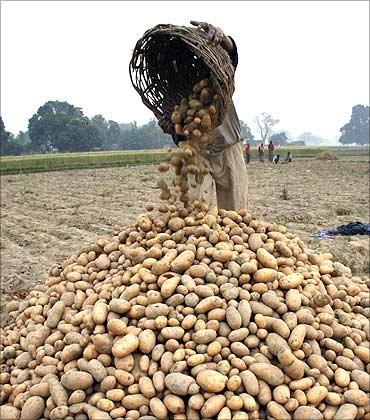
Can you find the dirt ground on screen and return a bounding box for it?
[1,157,369,312]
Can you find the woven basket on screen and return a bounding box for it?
[129,24,235,124]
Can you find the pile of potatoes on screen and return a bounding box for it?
[1,203,370,420]
[157,79,219,204]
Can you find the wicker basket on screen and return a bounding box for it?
[129,24,235,124]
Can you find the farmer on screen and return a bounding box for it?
[245,143,251,164]
[284,151,292,163]
[158,21,248,211]
[273,154,280,164]
[268,140,275,162]
[258,143,264,163]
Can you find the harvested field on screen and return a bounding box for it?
[1,156,369,315]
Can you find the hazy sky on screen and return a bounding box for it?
[1,1,369,140]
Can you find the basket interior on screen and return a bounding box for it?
[131,33,212,118]
[130,25,235,123]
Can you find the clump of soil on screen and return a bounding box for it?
[316,151,338,160]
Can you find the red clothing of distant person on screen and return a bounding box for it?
[245,144,251,154]
[268,143,275,152]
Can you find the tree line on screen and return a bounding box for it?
[1,101,368,156]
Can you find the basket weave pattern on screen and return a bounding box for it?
[129,24,235,124]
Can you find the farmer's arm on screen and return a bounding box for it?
[190,21,238,68]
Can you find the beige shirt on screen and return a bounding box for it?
[207,100,242,155]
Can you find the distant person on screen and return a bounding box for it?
[273,154,280,164]
[245,143,251,164]
[268,140,275,162]
[285,151,292,163]
[258,143,264,163]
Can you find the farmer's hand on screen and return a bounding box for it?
[190,21,234,53]
[157,116,175,135]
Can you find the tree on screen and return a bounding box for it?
[107,120,121,148]
[269,132,288,146]
[1,119,33,155]
[0,116,12,155]
[339,105,369,145]
[91,114,109,148]
[120,119,173,150]
[254,113,279,144]
[28,101,102,152]
[64,117,103,152]
[239,120,255,143]
[296,132,324,146]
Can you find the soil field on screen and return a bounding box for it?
[1,156,369,316]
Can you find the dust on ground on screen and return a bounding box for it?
[1,157,369,309]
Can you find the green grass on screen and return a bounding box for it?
[0,149,168,174]
[0,146,368,175]
[336,207,352,216]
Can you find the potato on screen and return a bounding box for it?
[267,401,291,420]
[253,268,278,283]
[189,99,203,111]
[170,250,195,273]
[175,124,184,136]
[164,373,198,396]
[279,273,304,289]
[61,343,82,363]
[137,214,152,232]
[257,248,278,269]
[192,129,202,138]
[240,371,259,396]
[332,404,357,420]
[192,328,217,344]
[306,385,328,405]
[344,389,368,406]
[152,249,177,275]
[48,376,68,406]
[171,111,182,124]
[248,233,264,251]
[212,249,233,263]
[95,254,111,270]
[238,300,252,326]
[289,325,307,350]
[87,359,107,382]
[20,396,45,420]
[194,296,223,313]
[201,395,226,417]
[226,306,242,329]
[249,363,285,386]
[334,367,350,387]
[29,382,50,398]
[50,406,69,419]
[201,114,212,129]
[150,397,168,419]
[351,370,370,392]
[111,334,139,357]
[138,329,156,354]
[121,394,149,409]
[45,301,65,328]
[60,371,93,390]
[163,394,185,414]
[196,370,227,392]
[139,377,156,398]
[84,404,112,420]
[0,405,21,420]
[273,384,290,404]
[293,407,323,420]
